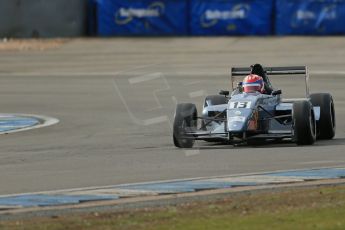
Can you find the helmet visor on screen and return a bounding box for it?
[243,85,262,93]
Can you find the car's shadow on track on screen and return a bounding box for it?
[193,138,345,150]
[313,138,345,146]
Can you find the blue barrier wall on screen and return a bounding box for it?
[276,0,345,35]
[91,0,345,36]
[190,0,274,35]
[96,0,188,36]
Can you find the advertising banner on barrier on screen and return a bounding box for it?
[276,0,345,35]
[96,0,188,36]
[190,0,274,35]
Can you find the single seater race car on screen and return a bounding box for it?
[173,66,335,148]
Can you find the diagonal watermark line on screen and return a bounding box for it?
[128,72,163,84]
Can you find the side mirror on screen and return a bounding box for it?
[272,89,282,96]
[219,90,230,96]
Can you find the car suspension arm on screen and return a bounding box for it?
[257,105,291,126]
[199,109,227,130]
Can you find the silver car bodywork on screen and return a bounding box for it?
[185,66,321,144]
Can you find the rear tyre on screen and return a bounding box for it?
[204,95,228,108]
[293,101,316,145]
[173,103,197,148]
[310,93,335,139]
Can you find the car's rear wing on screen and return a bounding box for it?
[230,66,310,97]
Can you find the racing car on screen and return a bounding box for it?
[173,66,336,148]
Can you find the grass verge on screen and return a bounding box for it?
[1,184,345,230]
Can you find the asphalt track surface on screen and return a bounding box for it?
[0,37,344,195]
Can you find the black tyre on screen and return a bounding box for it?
[293,100,316,145]
[310,93,335,139]
[173,103,197,148]
[204,95,228,108]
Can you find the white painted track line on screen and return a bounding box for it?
[0,114,59,135]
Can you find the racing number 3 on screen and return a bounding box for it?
[230,101,251,109]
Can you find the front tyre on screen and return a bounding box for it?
[293,101,316,145]
[173,103,197,148]
[310,93,335,139]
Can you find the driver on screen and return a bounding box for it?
[243,74,265,93]
[250,64,273,94]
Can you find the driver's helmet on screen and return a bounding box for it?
[243,74,264,93]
